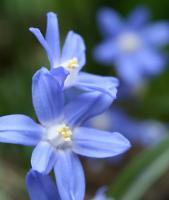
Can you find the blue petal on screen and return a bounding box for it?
[93,187,108,200]
[29,28,54,67]
[128,6,150,28]
[64,92,113,127]
[26,169,61,200]
[137,121,167,147]
[93,40,119,65]
[75,72,119,98]
[54,151,85,200]
[136,49,165,75]
[143,22,169,46]
[73,127,131,158]
[97,7,123,36]
[61,31,86,69]
[32,67,64,126]
[0,114,42,146]
[31,141,57,174]
[116,56,143,85]
[45,12,60,65]
[50,67,69,88]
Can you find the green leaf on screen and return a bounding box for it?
[108,136,169,200]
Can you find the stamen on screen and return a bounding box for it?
[57,124,72,141]
[67,57,78,69]
[62,57,79,71]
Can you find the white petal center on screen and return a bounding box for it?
[45,123,73,149]
[62,57,79,71]
[117,32,141,53]
[61,57,79,87]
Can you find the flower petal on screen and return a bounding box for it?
[31,141,57,174]
[93,187,108,200]
[45,12,60,65]
[116,56,143,85]
[50,67,69,88]
[73,127,131,158]
[143,22,169,46]
[75,72,118,98]
[26,169,61,200]
[29,28,54,67]
[54,151,85,200]
[61,31,86,69]
[128,6,150,28]
[93,40,119,65]
[136,49,165,74]
[97,7,123,36]
[64,92,113,127]
[32,67,64,126]
[0,114,42,146]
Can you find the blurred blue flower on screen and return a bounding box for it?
[0,68,130,200]
[29,12,118,98]
[94,6,169,87]
[92,187,113,200]
[26,169,61,200]
[87,108,167,147]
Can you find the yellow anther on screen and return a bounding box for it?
[66,57,78,69]
[57,124,72,141]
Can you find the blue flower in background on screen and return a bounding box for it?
[85,108,167,174]
[0,68,130,200]
[29,12,118,98]
[92,187,112,200]
[94,6,169,87]
[87,108,167,147]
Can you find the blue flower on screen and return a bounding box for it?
[26,169,61,200]
[0,68,130,200]
[87,108,167,147]
[29,12,118,98]
[26,170,111,200]
[92,187,113,200]
[94,6,169,86]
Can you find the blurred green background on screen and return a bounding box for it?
[0,0,169,199]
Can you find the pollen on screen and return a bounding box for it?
[57,124,72,141]
[66,57,78,70]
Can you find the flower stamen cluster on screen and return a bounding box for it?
[57,124,72,142]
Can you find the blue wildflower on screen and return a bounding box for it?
[29,12,118,98]
[94,6,169,86]
[92,188,111,200]
[0,68,130,200]
[26,169,61,200]
[87,108,167,147]
[26,170,111,200]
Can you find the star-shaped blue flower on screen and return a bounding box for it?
[29,12,118,98]
[0,68,130,200]
[26,170,110,200]
[94,6,169,86]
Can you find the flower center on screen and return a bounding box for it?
[62,57,79,71]
[117,32,141,53]
[60,57,79,88]
[45,123,72,148]
[57,124,72,141]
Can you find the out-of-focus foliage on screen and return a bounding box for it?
[108,136,169,200]
[0,0,169,199]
